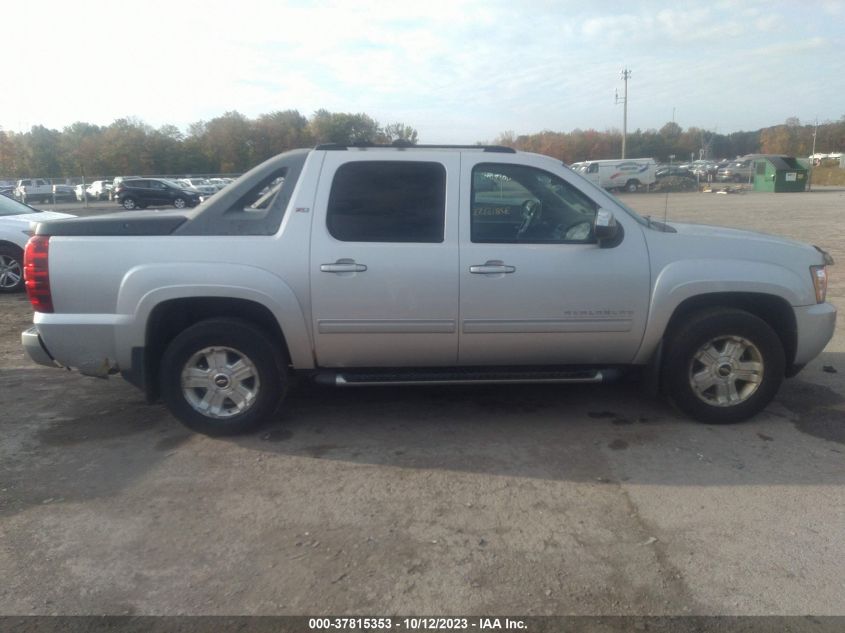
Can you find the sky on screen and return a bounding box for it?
[3,0,843,143]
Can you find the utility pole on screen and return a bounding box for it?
[808,117,818,191]
[615,68,631,159]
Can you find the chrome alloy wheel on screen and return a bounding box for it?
[180,346,261,419]
[688,335,764,407]
[0,255,22,289]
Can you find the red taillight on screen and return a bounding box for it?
[24,235,53,313]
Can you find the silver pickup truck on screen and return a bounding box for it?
[21,144,836,435]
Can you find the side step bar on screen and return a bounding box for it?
[313,368,620,387]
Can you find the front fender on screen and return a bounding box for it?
[632,258,809,364]
[114,263,314,369]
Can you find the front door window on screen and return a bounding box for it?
[471,163,597,243]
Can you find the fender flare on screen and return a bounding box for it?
[114,262,314,370]
[632,258,807,365]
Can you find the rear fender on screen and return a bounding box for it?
[114,263,314,369]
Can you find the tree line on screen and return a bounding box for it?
[0,110,842,180]
[492,116,845,165]
[0,110,419,179]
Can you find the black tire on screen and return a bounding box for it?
[173,197,187,209]
[0,245,25,293]
[662,308,785,424]
[160,318,288,435]
[122,197,137,210]
[625,180,639,193]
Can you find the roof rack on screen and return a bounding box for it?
[315,141,516,153]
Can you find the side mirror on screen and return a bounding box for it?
[594,208,618,240]
[594,209,623,248]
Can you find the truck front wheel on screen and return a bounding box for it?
[662,308,784,424]
[160,318,288,435]
[625,180,640,193]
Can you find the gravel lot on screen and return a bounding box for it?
[1,189,843,616]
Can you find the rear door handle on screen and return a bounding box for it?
[321,259,367,273]
[470,260,516,274]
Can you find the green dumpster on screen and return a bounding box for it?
[753,155,808,192]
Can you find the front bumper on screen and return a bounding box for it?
[793,302,837,365]
[21,327,61,368]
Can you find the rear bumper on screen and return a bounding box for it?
[21,327,61,368]
[793,302,837,365]
[27,314,123,377]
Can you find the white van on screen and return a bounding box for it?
[575,158,657,192]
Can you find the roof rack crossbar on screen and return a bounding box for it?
[315,142,516,153]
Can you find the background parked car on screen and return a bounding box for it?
[51,184,77,203]
[86,180,113,200]
[178,178,218,196]
[655,165,693,179]
[717,159,754,182]
[689,161,718,179]
[15,178,53,204]
[110,176,141,200]
[207,177,229,191]
[0,194,74,292]
[114,178,201,210]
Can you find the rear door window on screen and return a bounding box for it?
[326,161,446,243]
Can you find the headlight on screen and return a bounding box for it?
[811,265,828,303]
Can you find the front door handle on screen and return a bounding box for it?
[321,259,367,273]
[470,260,516,274]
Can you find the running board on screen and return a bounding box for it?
[313,368,618,387]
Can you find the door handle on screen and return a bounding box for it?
[321,259,368,273]
[470,260,516,274]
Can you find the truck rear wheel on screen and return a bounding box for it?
[160,318,288,435]
[662,308,784,423]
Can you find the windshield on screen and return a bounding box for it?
[0,195,36,216]
[163,179,185,189]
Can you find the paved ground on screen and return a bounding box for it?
[0,189,843,616]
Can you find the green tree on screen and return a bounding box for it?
[60,122,105,179]
[378,123,418,144]
[99,118,153,175]
[24,125,62,178]
[0,131,25,177]
[251,110,311,163]
[308,110,381,144]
